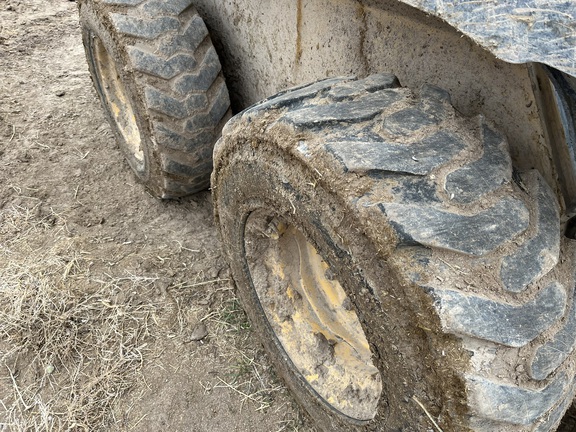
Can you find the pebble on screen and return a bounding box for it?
[189,322,208,342]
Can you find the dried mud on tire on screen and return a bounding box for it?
[213,75,576,431]
[79,0,231,198]
[0,1,305,431]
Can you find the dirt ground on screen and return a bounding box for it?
[4,1,576,432]
[0,0,312,430]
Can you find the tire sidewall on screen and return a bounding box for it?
[215,144,438,431]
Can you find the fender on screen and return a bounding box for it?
[400,0,576,78]
[396,0,576,210]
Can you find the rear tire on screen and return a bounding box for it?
[213,75,576,431]
[79,0,230,198]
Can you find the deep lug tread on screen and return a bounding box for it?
[83,0,230,197]
[214,75,575,430]
[445,121,512,204]
[531,298,576,380]
[184,84,230,134]
[144,86,207,119]
[208,81,231,123]
[127,47,197,80]
[382,197,529,255]
[383,107,438,135]
[281,89,402,126]
[418,84,452,120]
[246,77,349,116]
[160,154,212,178]
[466,373,568,425]
[145,86,208,119]
[390,177,441,205]
[430,282,566,347]
[361,72,401,91]
[500,171,561,293]
[158,15,208,57]
[327,73,399,100]
[327,131,467,175]
[141,0,193,15]
[173,46,222,96]
[110,14,180,40]
[153,123,213,153]
[535,380,576,432]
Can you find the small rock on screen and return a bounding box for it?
[188,322,208,342]
[55,90,66,97]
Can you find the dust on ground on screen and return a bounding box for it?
[0,0,312,430]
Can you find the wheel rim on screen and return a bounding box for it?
[91,36,145,168]
[245,215,382,421]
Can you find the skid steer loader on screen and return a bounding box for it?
[78,0,576,430]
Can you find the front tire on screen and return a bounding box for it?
[213,75,576,431]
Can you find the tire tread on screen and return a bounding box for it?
[225,75,576,430]
[89,0,230,197]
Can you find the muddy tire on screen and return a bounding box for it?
[213,75,576,431]
[79,0,230,198]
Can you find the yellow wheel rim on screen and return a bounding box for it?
[246,217,382,421]
[92,36,144,167]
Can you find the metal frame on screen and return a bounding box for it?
[529,64,576,214]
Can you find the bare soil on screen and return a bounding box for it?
[0,1,311,430]
[3,2,576,432]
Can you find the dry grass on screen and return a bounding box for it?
[204,294,282,412]
[0,201,308,431]
[207,295,309,432]
[0,202,158,430]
